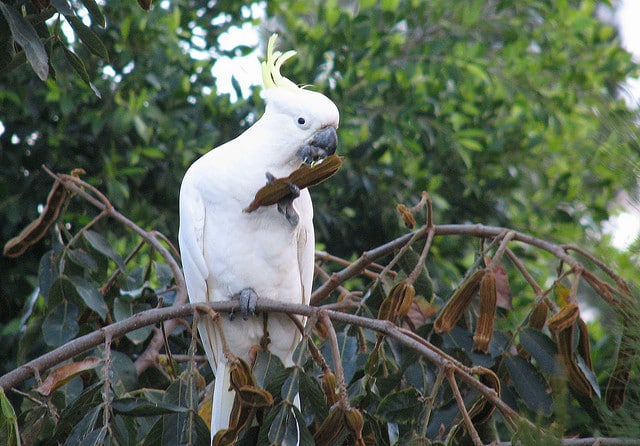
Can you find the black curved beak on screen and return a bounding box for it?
[298,126,338,165]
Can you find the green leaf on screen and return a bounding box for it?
[299,371,328,421]
[0,388,20,446]
[504,354,552,416]
[376,387,422,423]
[42,301,79,347]
[63,405,103,446]
[79,0,106,28]
[111,398,188,416]
[142,371,208,446]
[61,45,101,98]
[68,275,106,320]
[576,355,601,398]
[66,247,98,272]
[83,230,126,272]
[0,2,48,80]
[64,15,109,61]
[268,402,298,446]
[50,0,73,16]
[113,297,152,344]
[519,327,561,374]
[153,260,173,288]
[39,250,59,302]
[106,351,139,393]
[54,381,103,441]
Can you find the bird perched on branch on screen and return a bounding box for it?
[178,34,339,445]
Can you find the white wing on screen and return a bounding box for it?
[178,176,219,370]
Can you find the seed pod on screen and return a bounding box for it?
[4,179,68,257]
[396,283,416,317]
[547,303,579,333]
[236,386,274,408]
[137,0,152,10]
[313,405,346,446]
[556,326,593,397]
[322,370,340,406]
[344,407,365,445]
[396,203,416,229]
[469,367,501,425]
[528,301,548,330]
[229,357,255,389]
[473,270,497,353]
[378,281,416,321]
[576,317,593,370]
[244,155,343,213]
[434,269,484,334]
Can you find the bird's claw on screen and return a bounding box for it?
[265,172,300,226]
[229,288,259,321]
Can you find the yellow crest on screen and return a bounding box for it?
[261,34,299,91]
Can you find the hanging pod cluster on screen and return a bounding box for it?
[213,358,274,446]
[313,404,365,446]
[546,302,597,398]
[434,268,498,354]
[377,280,416,322]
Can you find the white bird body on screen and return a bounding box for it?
[178,36,339,444]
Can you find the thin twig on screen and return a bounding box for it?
[445,366,482,446]
[319,310,350,411]
[505,248,543,296]
[42,167,188,376]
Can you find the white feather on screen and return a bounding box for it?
[179,85,338,444]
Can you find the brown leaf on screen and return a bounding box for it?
[403,295,438,330]
[36,357,102,396]
[243,155,343,213]
[494,265,512,310]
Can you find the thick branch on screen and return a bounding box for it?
[310,223,631,305]
[0,299,523,429]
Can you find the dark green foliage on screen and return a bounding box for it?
[1,0,640,444]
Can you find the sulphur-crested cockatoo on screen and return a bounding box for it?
[178,34,339,444]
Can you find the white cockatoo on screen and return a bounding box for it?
[178,34,339,444]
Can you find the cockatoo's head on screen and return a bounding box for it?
[260,34,339,167]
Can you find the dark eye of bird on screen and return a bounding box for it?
[297,117,306,125]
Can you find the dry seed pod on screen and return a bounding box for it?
[556,327,593,397]
[244,155,343,213]
[396,203,416,229]
[528,301,549,330]
[473,270,497,353]
[213,428,238,446]
[377,281,415,321]
[396,283,416,317]
[469,367,501,425]
[344,407,365,445]
[237,386,274,408]
[547,303,579,333]
[4,179,68,257]
[576,317,593,370]
[229,357,255,389]
[313,405,346,446]
[434,269,484,334]
[322,370,340,406]
[137,0,153,10]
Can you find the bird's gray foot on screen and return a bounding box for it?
[265,172,300,226]
[229,287,259,321]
